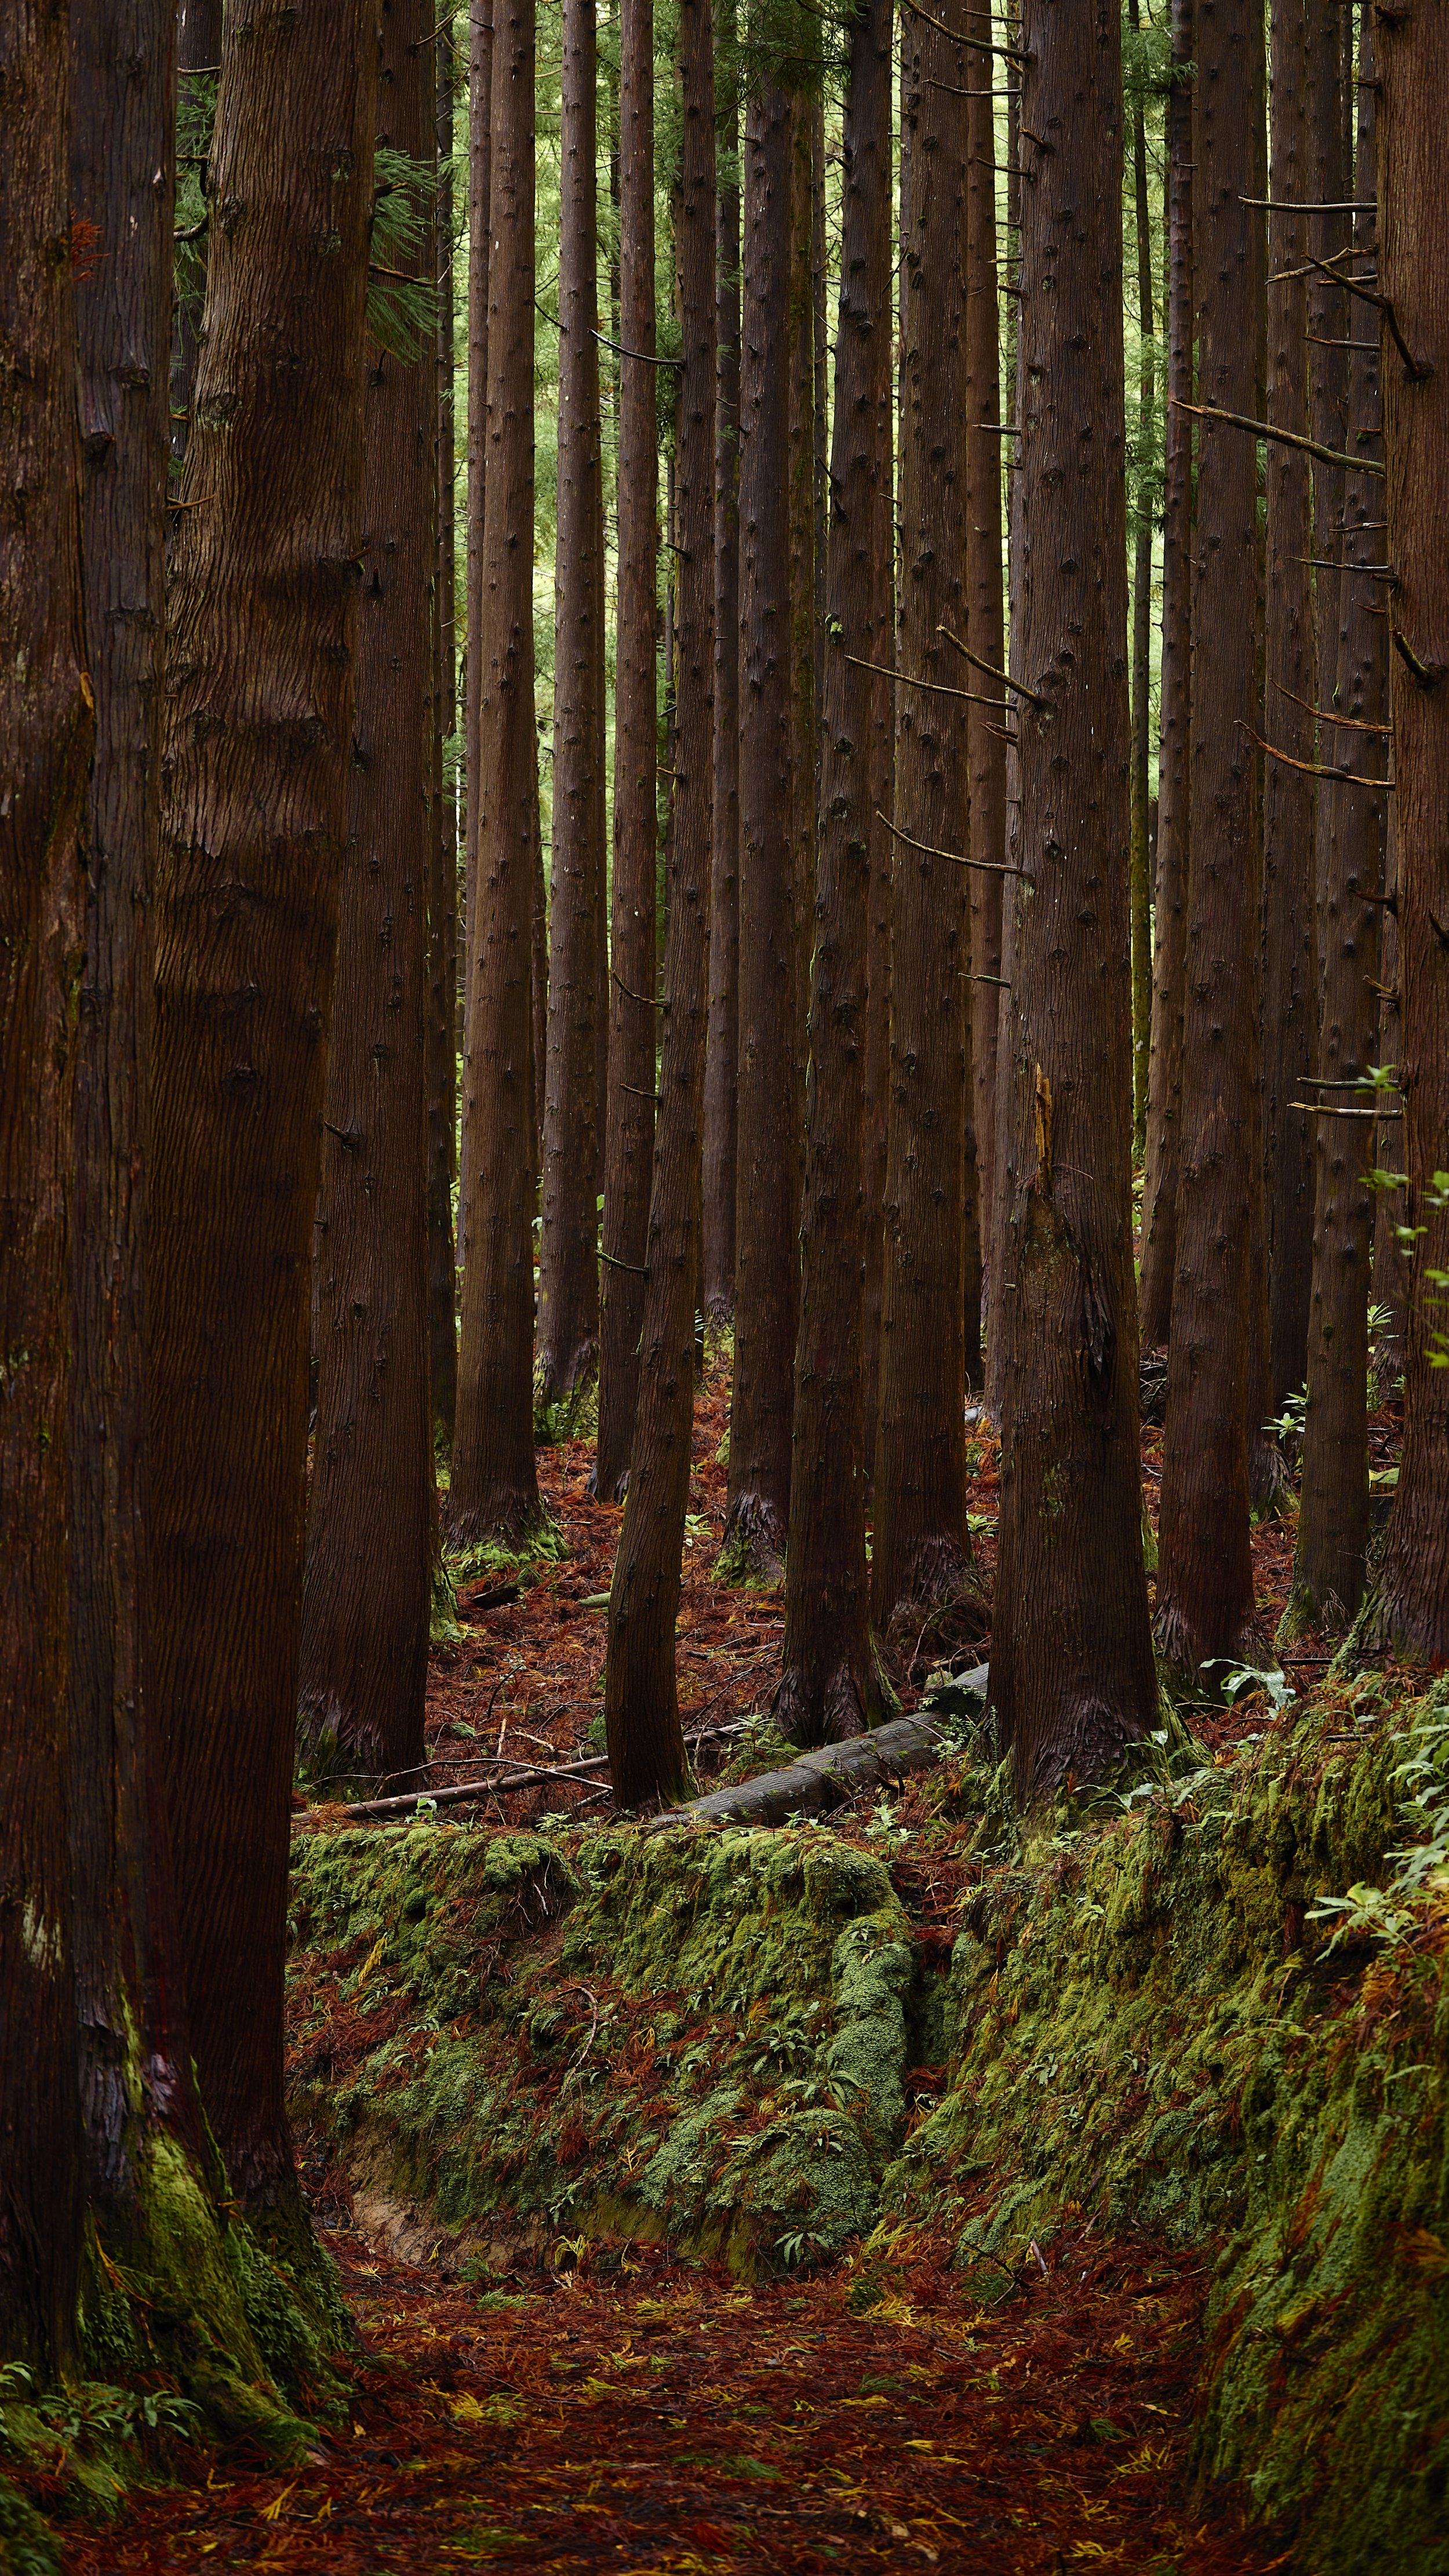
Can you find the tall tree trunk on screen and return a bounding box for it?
[595,0,658,1498]
[872,2,977,1633]
[1284,15,1384,1639]
[1138,0,1194,1349]
[0,0,89,2379]
[1307,0,1348,799]
[966,50,1007,1391]
[604,0,714,1806]
[457,0,493,1244]
[861,48,903,1469]
[991,0,1156,1804]
[1127,0,1155,1159]
[724,79,795,1579]
[777,0,893,1750]
[985,3,1023,1430]
[1154,0,1268,1680]
[449,0,543,1545]
[300,5,436,1784]
[1261,0,1317,1412]
[1372,803,1407,1389]
[1355,1,1449,1660]
[702,50,741,1329]
[172,0,222,470]
[538,0,604,1415]
[429,17,460,1449]
[787,86,817,1218]
[149,0,377,2215]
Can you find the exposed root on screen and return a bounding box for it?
[717,1489,787,1586]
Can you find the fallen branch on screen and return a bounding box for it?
[645,1708,966,1833]
[295,1752,612,1827]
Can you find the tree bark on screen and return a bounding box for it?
[457,0,493,1246]
[1261,0,1317,1413]
[1356,0,1449,1660]
[966,51,1007,1390]
[604,0,714,1807]
[1128,0,1155,1161]
[1284,14,1384,1640]
[787,90,817,1238]
[1137,0,1194,1349]
[0,0,89,2378]
[1154,0,1268,1681]
[596,0,659,1498]
[777,0,893,1751]
[724,80,795,1580]
[861,53,903,1470]
[449,0,544,1545]
[990,0,1156,1805]
[538,0,605,1415]
[429,16,460,1450]
[1307,0,1348,793]
[299,1,436,1784]
[1372,803,1407,1388]
[871,1,977,1633]
[702,54,741,1329]
[149,0,377,2213]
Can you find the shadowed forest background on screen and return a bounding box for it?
[2,0,1448,2567]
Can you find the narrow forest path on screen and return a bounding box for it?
[66,2225,1288,2573]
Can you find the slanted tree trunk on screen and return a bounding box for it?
[149,0,377,2216]
[300,6,436,1785]
[1127,0,1155,1157]
[1284,17,1385,1639]
[0,0,89,2379]
[1355,2,1449,1660]
[990,0,1156,1804]
[724,79,795,1579]
[449,0,544,1544]
[1261,0,1317,1413]
[429,18,460,1449]
[1138,0,1194,1348]
[1154,0,1268,1681]
[595,0,659,1498]
[966,52,1007,1382]
[777,0,893,1750]
[457,0,493,1244]
[537,0,604,1416]
[702,54,741,1330]
[871,3,977,1634]
[604,0,714,1806]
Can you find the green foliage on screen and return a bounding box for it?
[367,147,436,365]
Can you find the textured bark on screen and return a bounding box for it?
[1306,0,1348,782]
[787,93,817,1225]
[1261,0,1317,1412]
[1154,0,1268,1680]
[604,0,714,1806]
[1286,30,1384,1640]
[777,0,893,1751]
[985,12,1024,1429]
[0,0,89,2376]
[429,17,460,1449]
[1137,0,1194,1349]
[861,71,903,1470]
[990,0,1156,1806]
[702,68,741,1328]
[457,0,493,1242]
[871,4,976,1630]
[149,0,376,2211]
[724,81,795,1578]
[1372,804,1407,1388]
[300,0,436,1784]
[1127,0,1155,1157]
[595,0,658,1498]
[449,0,543,1544]
[966,53,1007,1386]
[538,0,604,1411]
[1357,2,1449,1660]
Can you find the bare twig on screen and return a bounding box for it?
[876,810,1031,880]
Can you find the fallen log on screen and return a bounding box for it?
[645,1697,983,1834]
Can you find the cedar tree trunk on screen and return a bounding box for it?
[989,0,1156,1804]
[450,0,544,1543]
[787,92,817,1231]
[861,65,901,1470]
[1307,0,1348,771]
[429,17,460,1448]
[966,53,1007,1382]
[777,0,893,1750]
[604,0,714,1806]
[148,0,377,2213]
[457,0,493,1241]
[702,66,741,1328]
[1128,0,1155,1156]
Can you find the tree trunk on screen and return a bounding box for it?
[724,79,795,1580]
[1355,1,1449,1660]
[299,3,436,1784]
[702,54,741,1329]
[596,0,659,1498]
[1154,0,1268,1681]
[457,0,493,1246]
[0,0,89,2379]
[1127,0,1155,1160]
[861,59,904,1471]
[990,0,1156,1805]
[604,0,714,1806]
[985,9,1023,1429]
[871,3,977,1634]
[1372,802,1407,1388]
[1307,0,1348,795]
[538,0,604,1416]
[966,52,1007,1390]
[449,0,544,1546]
[1284,16,1384,1640]
[787,90,817,1227]
[149,0,377,2214]
[1261,0,1317,1414]
[777,0,893,1751]
[1137,0,1194,1349]
[429,17,460,1450]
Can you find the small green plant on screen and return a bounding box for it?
[1202,1659,1296,1714]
